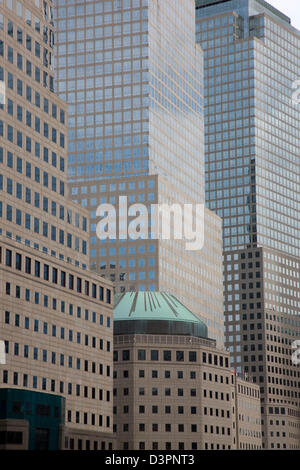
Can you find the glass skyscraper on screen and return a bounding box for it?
[55,0,224,346]
[196,0,300,449]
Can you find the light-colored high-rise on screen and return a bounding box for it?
[54,0,224,346]
[196,0,300,449]
[0,0,114,450]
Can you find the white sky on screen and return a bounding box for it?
[267,0,300,30]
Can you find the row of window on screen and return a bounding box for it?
[64,438,113,451]
[3,99,64,152]
[0,142,65,173]
[2,248,112,304]
[0,206,87,254]
[2,174,65,202]
[0,115,64,150]
[4,340,111,370]
[67,410,111,428]
[2,102,66,171]
[5,399,59,418]
[2,370,111,407]
[72,179,155,196]
[93,242,156,257]
[119,423,231,436]
[115,389,230,402]
[115,349,230,366]
[122,442,231,450]
[1,13,54,71]
[3,290,111,339]
[0,432,114,449]
[3,0,55,34]
[115,403,231,419]
[115,370,232,383]
[4,308,110,335]
[1,38,53,89]
[0,146,88,234]
[0,133,65,190]
[4,313,110,347]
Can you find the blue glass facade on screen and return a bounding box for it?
[197,0,300,449]
[196,0,300,256]
[55,1,225,346]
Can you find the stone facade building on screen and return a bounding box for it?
[0,0,114,450]
[113,291,262,450]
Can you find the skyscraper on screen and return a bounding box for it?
[0,0,114,449]
[55,0,224,346]
[196,0,300,449]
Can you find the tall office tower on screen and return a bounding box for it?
[196,0,300,449]
[0,0,114,450]
[54,0,224,346]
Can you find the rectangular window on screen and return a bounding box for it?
[69,274,74,290]
[5,250,12,267]
[164,351,171,361]
[35,261,40,277]
[61,271,66,287]
[52,268,58,284]
[25,257,31,274]
[138,350,146,360]
[189,352,197,362]
[15,253,22,270]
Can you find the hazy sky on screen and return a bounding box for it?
[267,0,300,30]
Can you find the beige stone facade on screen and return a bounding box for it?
[113,333,262,450]
[0,0,114,449]
[232,376,262,449]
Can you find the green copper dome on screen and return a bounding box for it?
[114,292,208,338]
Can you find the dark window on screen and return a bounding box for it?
[5,249,12,267]
[138,349,146,360]
[151,350,159,361]
[15,253,22,270]
[163,350,171,361]
[189,351,197,362]
[176,351,184,361]
[122,350,130,361]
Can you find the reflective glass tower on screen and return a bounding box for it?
[55,0,224,346]
[196,0,300,449]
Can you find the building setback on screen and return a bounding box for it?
[0,0,114,450]
[113,291,262,450]
[54,0,225,347]
[196,0,300,449]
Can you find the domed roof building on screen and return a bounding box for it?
[114,291,208,339]
[113,291,262,451]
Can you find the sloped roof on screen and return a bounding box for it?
[114,291,205,325]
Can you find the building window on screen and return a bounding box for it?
[138,349,146,360]
[122,350,130,361]
[163,350,171,361]
[176,351,184,361]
